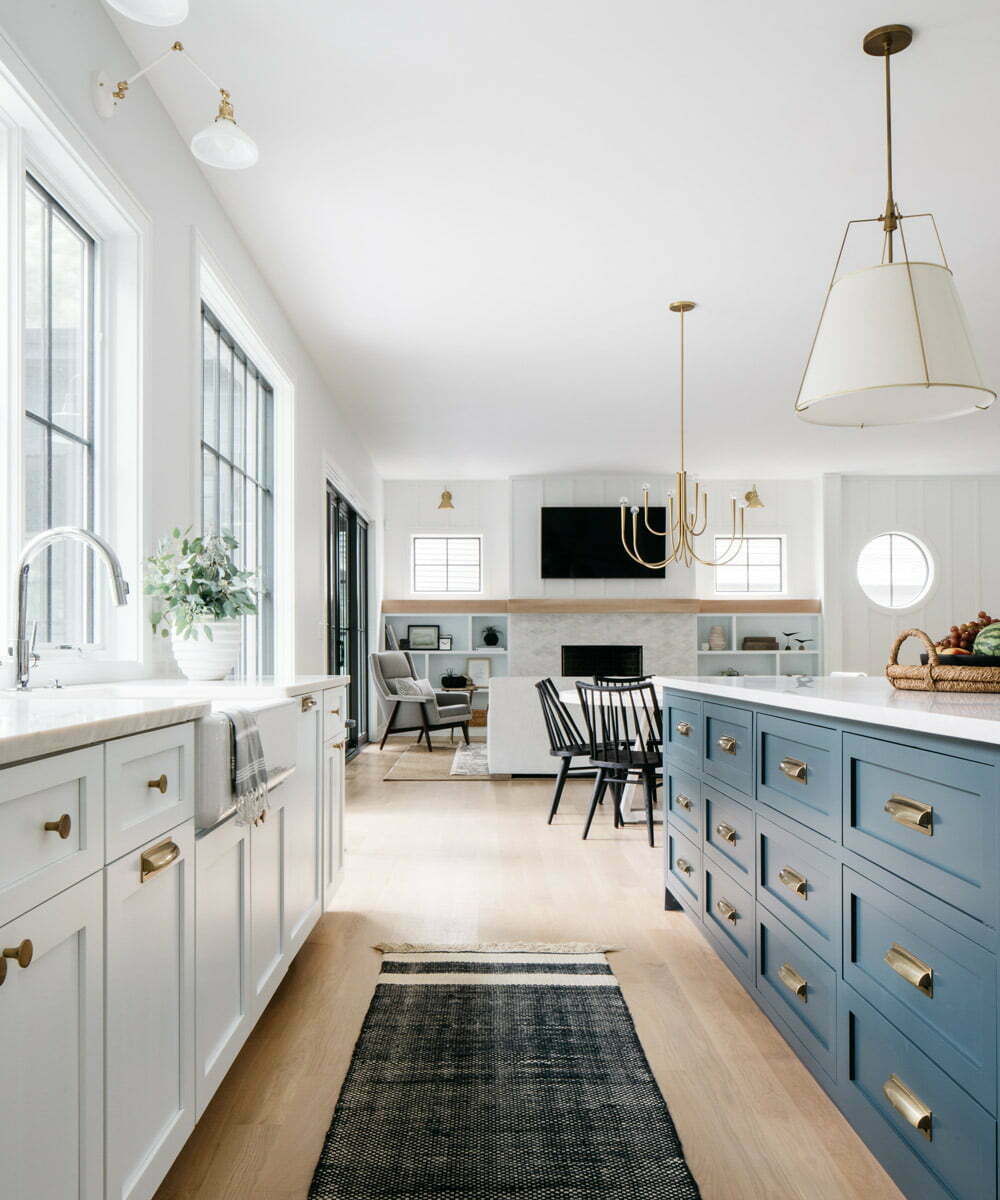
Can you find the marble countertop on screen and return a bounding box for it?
[0,695,211,766]
[65,674,350,700]
[660,674,1000,747]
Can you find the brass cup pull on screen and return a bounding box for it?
[778,961,808,1002]
[147,774,168,794]
[883,1074,932,1141]
[717,734,737,755]
[884,793,933,836]
[140,838,181,883]
[2,939,33,969]
[675,856,693,876]
[885,942,934,997]
[301,694,317,712]
[675,721,692,737]
[715,898,739,924]
[715,821,738,845]
[675,793,693,811]
[43,813,72,839]
[779,756,807,783]
[777,866,808,899]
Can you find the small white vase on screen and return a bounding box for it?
[171,619,242,681]
[708,625,728,652]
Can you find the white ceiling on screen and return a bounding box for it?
[106,0,1000,479]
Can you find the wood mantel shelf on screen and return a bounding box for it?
[382,598,822,614]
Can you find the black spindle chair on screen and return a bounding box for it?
[534,678,605,824]
[576,680,662,847]
[593,673,653,685]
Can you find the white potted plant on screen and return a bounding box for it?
[145,528,257,681]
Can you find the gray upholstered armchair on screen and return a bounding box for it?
[370,650,472,751]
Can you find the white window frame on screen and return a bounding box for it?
[0,42,146,683]
[196,235,295,675]
[411,534,483,595]
[713,535,786,596]
[856,530,935,613]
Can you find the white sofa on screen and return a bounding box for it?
[488,675,581,775]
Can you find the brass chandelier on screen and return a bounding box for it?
[620,301,762,570]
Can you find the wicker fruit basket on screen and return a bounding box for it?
[886,629,1000,693]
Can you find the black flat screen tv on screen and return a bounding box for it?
[540,506,666,578]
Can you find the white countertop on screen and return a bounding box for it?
[659,675,1000,747]
[0,696,211,766]
[65,674,350,700]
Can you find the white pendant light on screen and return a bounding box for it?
[795,24,994,427]
[190,90,259,170]
[104,0,189,26]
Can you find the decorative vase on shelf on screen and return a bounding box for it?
[481,625,502,647]
[708,625,727,651]
[441,670,468,689]
[170,618,242,681]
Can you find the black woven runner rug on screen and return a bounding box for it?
[308,944,701,1199]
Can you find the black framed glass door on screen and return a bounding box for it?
[327,483,369,757]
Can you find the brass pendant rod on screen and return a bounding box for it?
[883,38,897,258]
[679,308,686,474]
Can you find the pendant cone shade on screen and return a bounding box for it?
[438,489,454,510]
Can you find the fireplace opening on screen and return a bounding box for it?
[561,645,643,677]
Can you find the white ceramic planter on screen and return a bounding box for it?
[170,619,242,681]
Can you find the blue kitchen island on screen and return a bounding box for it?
[661,674,1000,1200]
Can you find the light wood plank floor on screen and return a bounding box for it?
[155,739,904,1200]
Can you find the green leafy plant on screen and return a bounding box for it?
[145,528,257,641]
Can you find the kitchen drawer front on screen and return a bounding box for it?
[757,908,837,1080]
[664,693,701,773]
[844,867,997,1114]
[0,746,104,927]
[666,766,702,842]
[757,813,840,966]
[757,713,840,840]
[666,827,702,914]
[843,733,996,924]
[703,702,753,796]
[105,724,195,862]
[703,784,753,883]
[841,983,996,1200]
[323,686,348,743]
[703,861,754,982]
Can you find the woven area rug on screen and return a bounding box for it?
[308,944,701,1199]
[383,741,493,781]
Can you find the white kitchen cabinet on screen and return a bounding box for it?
[0,872,104,1200]
[105,820,195,1200]
[195,816,252,1117]
[323,733,346,909]
[283,695,322,955]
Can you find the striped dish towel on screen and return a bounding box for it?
[217,707,269,825]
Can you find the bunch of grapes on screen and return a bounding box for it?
[936,611,995,652]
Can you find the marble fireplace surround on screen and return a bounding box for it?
[508,612,697,677]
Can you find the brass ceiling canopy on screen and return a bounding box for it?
[862,24,912,56]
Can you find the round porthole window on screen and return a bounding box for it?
[856,532,933,609]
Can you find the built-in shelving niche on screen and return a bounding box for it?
[695,612,823,677]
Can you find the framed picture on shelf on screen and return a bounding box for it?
[407,624,441,650]
[465,657,492,686]
[438,634,453,651]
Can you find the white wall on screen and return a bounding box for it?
[0,5,381,676]
[824,474,1000,675]
[382,479,509,598]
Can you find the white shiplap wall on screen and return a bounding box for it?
[824,474,1000,674]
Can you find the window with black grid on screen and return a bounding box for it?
[201,304,274,674]
[23,174,97,647]
[714,536,783,593]
[412,536,482,593]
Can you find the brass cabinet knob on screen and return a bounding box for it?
[883,1073,932,1141]
[675,721,692,737]
[778,961,808,1001]
[44,813,72,839]
[884,793,933,836]
[884,942,934,997]
[329,707,341,715]
[3,939,33,969]
[715,821,738,845]
[675,793,693,811]
[717,734,737,755]
[147,774,168,794]
[715,898,739,924]
[675,856,693,876]
[301,694,317,712]
[778,866,808,899]
[779,756,808,783]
